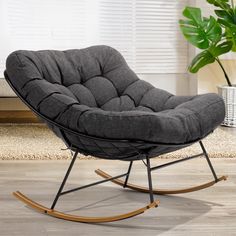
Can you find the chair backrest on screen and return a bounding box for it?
[6,45,165,115]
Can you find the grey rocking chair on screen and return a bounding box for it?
[4,45,227,223]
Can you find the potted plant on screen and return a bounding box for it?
[179,0,236,127]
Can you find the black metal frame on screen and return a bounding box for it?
[50,152,155,209]
[49,140,219,209]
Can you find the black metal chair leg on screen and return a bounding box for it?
[146,156,154,203]
[199,141,218,182]
[123,161,133,188]
[51,150,79,209]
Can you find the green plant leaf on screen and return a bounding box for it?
[218,18,236,51]
[225,26,236,51]
[215,9,234,23]
[179,7,222,49]
[218,17,234,27]
[189,41,232,73]
[206,0,231,10]
[209,40,233,56]
[189,50,216,73]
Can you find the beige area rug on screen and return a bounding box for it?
[0,124,235,160]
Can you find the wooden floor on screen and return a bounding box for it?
[0,158,235,236]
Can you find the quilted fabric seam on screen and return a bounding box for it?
[36,92,62,110]
[135,105,155,112]
[54,102,80,122]
[121,79,139,97]
[21,78,42,90]
[63,51,81,83]
[77,109,92,133]
[84,100,224,128]
[179,99,224,118]
[99,93,120,108]
[138,87,156,106]
[123,94,136,107]
[15,53,25,67]
[34,53,55,82]
[161,94,174,111]
[49,51,64,85]
[23,54,42,75]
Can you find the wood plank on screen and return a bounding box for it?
[0,159,235,235]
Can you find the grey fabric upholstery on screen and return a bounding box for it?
[5,45,225,147]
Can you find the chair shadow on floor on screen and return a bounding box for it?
[7,179,223,235]
[73,187,221,234]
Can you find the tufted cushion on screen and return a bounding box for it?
[5,45,225,144]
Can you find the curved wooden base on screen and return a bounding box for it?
[13,191,159,223]
[95,169,228,195]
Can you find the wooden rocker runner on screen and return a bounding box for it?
[5,46,227,223]
[13,190,159,223]
[96,169,227,195]
[95,142,228,196]
[12,149,160,223]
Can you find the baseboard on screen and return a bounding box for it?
[0,97,29,110]
[0,110,41,123]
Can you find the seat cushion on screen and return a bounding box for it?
[5,45,225,144]
[57,92,224,144]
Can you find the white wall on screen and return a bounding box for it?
[0,0,193,99]
[139,74,190,95]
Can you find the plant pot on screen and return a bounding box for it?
[218,85,236,127]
